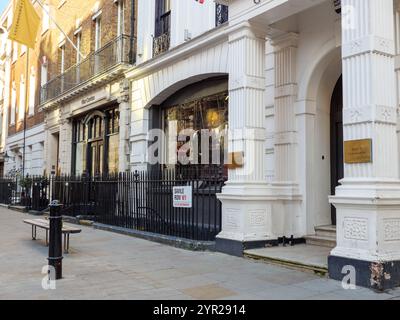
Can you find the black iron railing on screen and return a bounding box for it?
[216,4,229,26]
[95,168,225,241]
[153,11,171,57]
[40,35,133,105]
[0,169,226,241]
[51,174,96,217]
[0,176,49,211]
[153,32,171,57]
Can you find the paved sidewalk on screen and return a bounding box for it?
[0,207,399,300]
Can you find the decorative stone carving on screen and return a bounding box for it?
[249,209,266,227]
[343,218,368,241]
[384,219,400,242]
[225,209,240,229]
[118,80,130,104]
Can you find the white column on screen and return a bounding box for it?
[129,79,149,172]
[272,33,299,191]
[216,22,274,255]
[330,0,400,290]
[118,80,131,172]
[58,118,73,174]
[270,33,303,237]
[395,1,400,175]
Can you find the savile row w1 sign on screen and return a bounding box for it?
[173,186,193,208]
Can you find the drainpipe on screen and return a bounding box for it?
[129,0,136,64]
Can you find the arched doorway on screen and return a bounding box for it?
[149,76,229,179]
[330,76,343,225]
[72,107,120,176]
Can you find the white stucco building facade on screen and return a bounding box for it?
[125,0,400,289]
[1,0,396,290]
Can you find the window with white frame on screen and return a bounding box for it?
[75,31,82,63]
[29,67,36,116]
[11,82,16,125]
[94,15,101,51]
[117,0,124,37]
[18,75,26,121]
[59,44,65,73]
[42,4,50,33]
[40,58,48,87]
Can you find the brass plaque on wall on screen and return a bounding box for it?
[344,139,373,164]
[226,152,244,170]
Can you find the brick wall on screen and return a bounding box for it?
[7,0,51,136]
[7,0,136,136]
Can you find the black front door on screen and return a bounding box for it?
[330,76,344,226]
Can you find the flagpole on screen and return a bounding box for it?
[35,0,84,60]
[22,47,29,179]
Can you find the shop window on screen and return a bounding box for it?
[163,91,229,178]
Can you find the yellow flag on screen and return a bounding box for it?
[8,0,40,49]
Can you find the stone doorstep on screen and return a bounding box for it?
[8,205,28,213]
[305,225,337,248]
[304,235,336,248]
[244,245,331,276]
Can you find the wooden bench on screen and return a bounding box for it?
[23,219,82,254]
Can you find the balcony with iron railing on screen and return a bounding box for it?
[40,35,134,106]
[152,5,228,58]
[153,11,171,57]
[216,4,229,26]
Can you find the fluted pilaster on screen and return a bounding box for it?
[217,23,275,254]
[329,0,400,289]
[226,23,267,184]
[271,33,301,195]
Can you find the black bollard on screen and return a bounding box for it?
[48,200,63,280]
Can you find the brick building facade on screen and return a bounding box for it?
[39,0,136,175]
[1,0,135,176]
[3,0,53,176]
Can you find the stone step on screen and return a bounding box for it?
[304,235,336,248]
[8,205,28,213]
[315,225,337,238]
[244,245,329,276]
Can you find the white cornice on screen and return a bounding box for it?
[125,24,230,81]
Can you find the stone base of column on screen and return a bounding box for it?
[216,183,277,257]
[269,182,304,238]
[328,255,400,291]
[329,181,400,290]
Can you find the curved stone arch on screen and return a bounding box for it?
[297,38,342,234]
[131,40,229,110]
[145,72,229,108]
[83,110,106,125]
[129,40,229,170]
[298,38,342,102]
